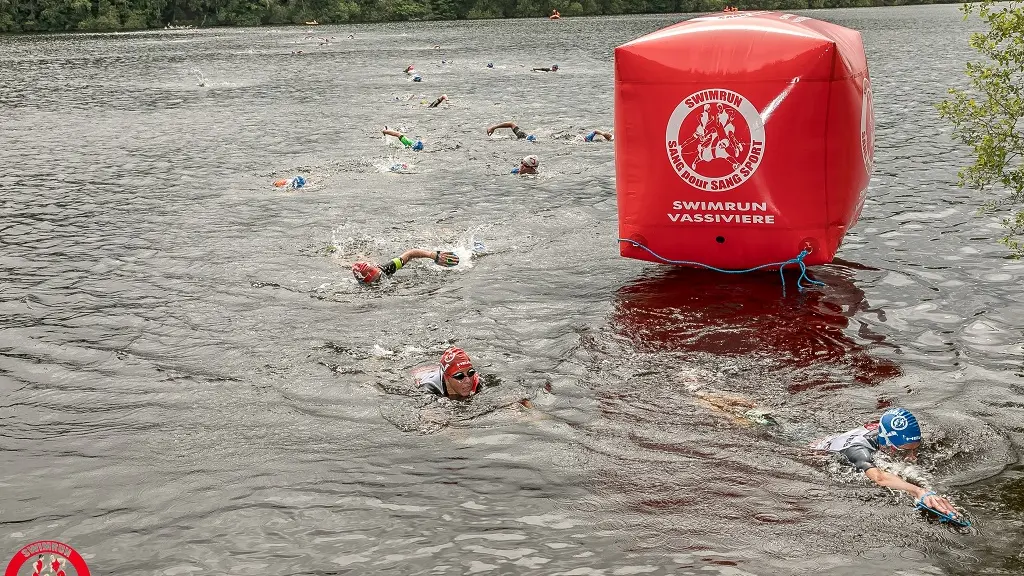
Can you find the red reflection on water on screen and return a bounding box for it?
[612,265,902,390]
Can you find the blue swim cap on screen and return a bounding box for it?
[487,63,493,68]
[412,140,424,151]
[527,135,536,142]
[877,408,922,448]
[413,75,422,82]
[293,176,306,188]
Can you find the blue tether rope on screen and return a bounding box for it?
[617,238,826,297]
[914,492,971,527]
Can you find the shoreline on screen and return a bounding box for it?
[0,1,966,35]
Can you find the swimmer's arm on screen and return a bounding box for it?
[864,467,960,516]
[487,122,516,135]
[398,249,436,264]
[382,129,403,138]
[380,249,459,275]
[598,131,614,141]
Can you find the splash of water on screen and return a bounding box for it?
[191,68,207,87]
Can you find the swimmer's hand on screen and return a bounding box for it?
[916,490,960,518]
[486,127,495,136]
[434,251,459,267]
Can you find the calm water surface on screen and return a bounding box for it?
[2,5,1023,575]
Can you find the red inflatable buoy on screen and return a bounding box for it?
[614,11,874,269]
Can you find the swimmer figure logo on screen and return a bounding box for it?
[890,415,908,431]
[5,540,90,576]
[665,89,766,192]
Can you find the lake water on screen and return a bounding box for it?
[2,5,1023,575]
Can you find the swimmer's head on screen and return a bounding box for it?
[877,407,922,452]
[440,347,480,399]
[518,154,539,175]
[412,75,422,82]
[526,135,536,142]
[551,64,559,71]
[412,140,424,151]
[351,262,381,284]
[487,62,494,68]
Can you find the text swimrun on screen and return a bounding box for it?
[668,201,776,224]
[672,201,767,211]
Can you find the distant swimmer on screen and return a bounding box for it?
[382,128,424,151]
[428,94,448,108]
[412,347,481,399]
[812,408,964,522]
[351,248,460,285]
[511,155,539,175]
[487,121,536,141]
[532,64,559,72]
[404,64,416,75]
[584,130,613,142]
[273,175,306,189]
[348,34,355,39]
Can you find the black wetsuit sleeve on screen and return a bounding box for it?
[840,445,876,472]
[379,259,399,276]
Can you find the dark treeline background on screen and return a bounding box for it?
[0,0,961,33]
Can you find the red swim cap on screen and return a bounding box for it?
[440,347,473,378]
[352,262,381,284]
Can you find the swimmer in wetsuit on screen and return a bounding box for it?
[511,155,539,176]
[411,347,481,399]
[486,121,536,141]
[812,408,961,518]
[382,128,424,151]
[583,130,613,142]
[351,248,459,284]
[428,94,448,108]
[532,64,559,72]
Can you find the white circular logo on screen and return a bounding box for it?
[860,76,875,174]
[666,89,766,193]
[890,415,908,431]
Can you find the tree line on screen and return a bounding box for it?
[0,0,964,34]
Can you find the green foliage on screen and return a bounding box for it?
[937,1,1024,257]
[0,0,977,33]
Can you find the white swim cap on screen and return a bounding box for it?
[522,155,539,168]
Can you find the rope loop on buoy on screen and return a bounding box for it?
[617,238,827,297]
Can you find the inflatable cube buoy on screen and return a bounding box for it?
[615,11,874,269]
